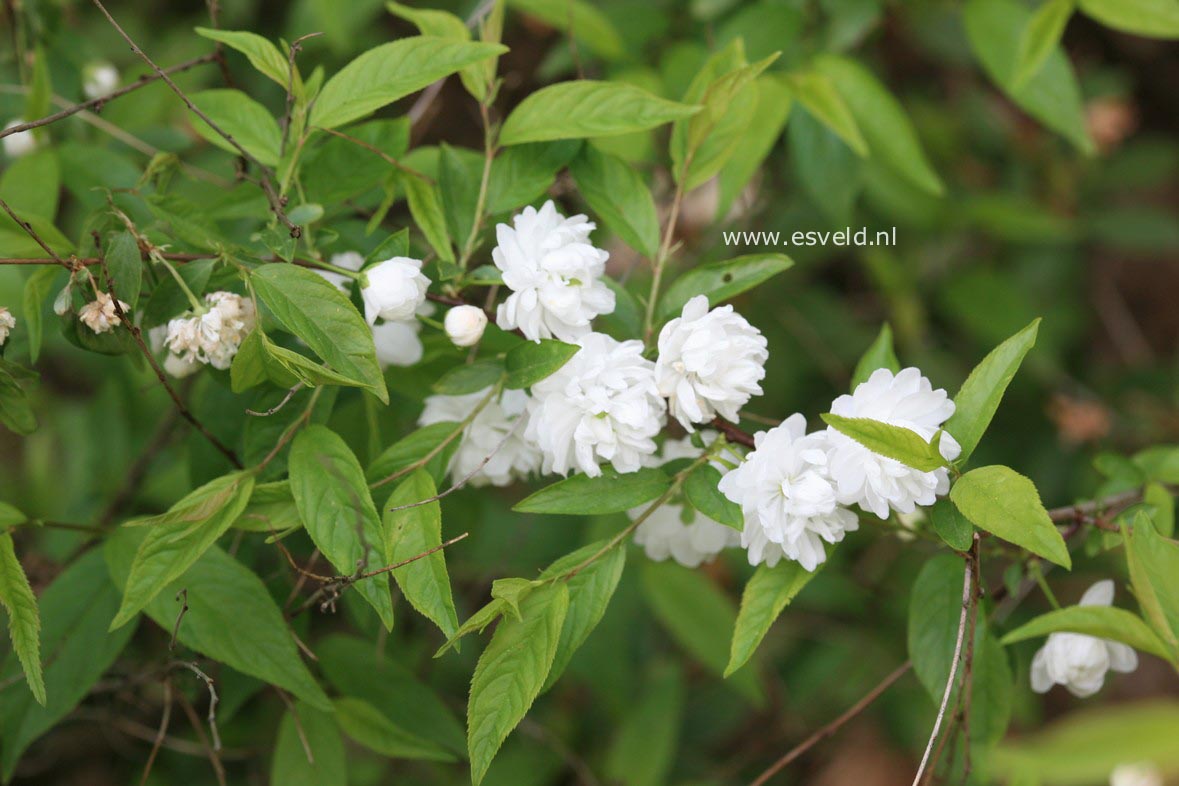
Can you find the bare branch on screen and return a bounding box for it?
[169,660,221,752]
[0,196,68,266]
[172,687,227,786]
[139,679,173,786]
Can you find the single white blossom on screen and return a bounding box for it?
[165,291,255,370]
[826,367,961,519]
[78,291,128,334]
[719,414,858,571]
[1111,763,1163,786]
[525,332,665,477]
[0,307,15,346]
[419,387,541,487]
[444,305,488,348]
[2,119,36,158]
[655,295,768,431]
[316,251,364,293]
[493,200,614,342]
[163,351,200,379]
[82,61,119,99]
[1031,580,1139,698]
[361,256,429,325]
[372,319,423,368]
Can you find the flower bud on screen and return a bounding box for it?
[82,62,119,100]
[53,283,73,316]
[0,307,15,346]
[444,305,487,347]
[360,257,429,325]
[2,119,36,159]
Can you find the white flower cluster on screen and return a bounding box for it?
[317,251,429,369]
[492,200,615,342]
[79,291,129,334]
[0,307,15,346]
[163,291,255,373]
[1031,580,1138,698]
[719,368,958,571]
[419,387,541,487]
[83,61,119,100]
[2,119,36,159]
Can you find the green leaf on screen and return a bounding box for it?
[0,533,44,705]
[190,89,282,167]
[604,665,683,786]
[439,143,482,250]
[1123,512,1179,653]
[1001,606,1172,660]
[514,467,672,515]
[336,697,457,761]
[930,498,975,552]
[232,328,364,393]
[385,1,496,101]
[0,360,36,435]
[683,464,743,530]
[506,0,624,60]
[568,144,660,258]
[367,421,464,488]
[195,27,298,94]
[641,561,763,705]
[504,338,578,389]
[850,323,900,389]
[964,0,1094,153]
[970,627,1015,747]
[950,465,1071,568]
[908,554,966,702]
[500,81,700,145]
[467,582,569,785]
[289,426,395,630]
[0,502,24,528]
[715,76,793,219]
[784,71,868,156]
[318,633,465,757]
[539,542,626,689]
[403,174,456,264]
[110,470,255,630]
[993,700,1179,784]
[945,319,1040,463]
[104,231,142,309]
[0,149,60,220]
[1145,482,1175,538]
[657,253,793,322]
[434,360,505,395]
[0,551,135,780]
[252,263,387,402]
[1078,0,1179,38]
[271,703,347,786]
[727,560,821,676]
[1015,0,1075,87]
[104,530,331,710]
[384,471,459,638]
[822,413,948,472]
[311,38,507,129]
[21,266,57,364]
[487,141,581,215]
[813,54,943,195]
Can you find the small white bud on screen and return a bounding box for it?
[444,305,487,347]
[53,283,73,316]
[82,62,120,100]
[2,119,36,159]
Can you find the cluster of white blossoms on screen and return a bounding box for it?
[632,436,740,568]
[719,368,958,571]
[78,291,129,334]
[492,200,614,342]
[526,332,666,477]
[656,295,768,431]
[2,120,36,159]
[82,61,119,100]
[163,291,255,373]
[0,307,15,346]
[419,387,541,487]
[1031,580,1138,698]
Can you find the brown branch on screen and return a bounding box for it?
[97,256,243,468]
[959,535,982,782]
[139,679,173,786]
[0,53,218,140]
[711,417,757,448]
[172,688,227,786]
[280,33,323,157]
[0,196,68,266]
[169,660,221,752]
[275,688,315,765]
[169,589,190,651]
[91,0,301,238]
[748,661,912,786]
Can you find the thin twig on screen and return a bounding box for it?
[246,383,304,417]
[911,556,973,786]
[316,126,434,183]
[748,662,912,786]
[275,688,315,765]
[169,660,221,752]
[139,679,173,786]
[0,195,68,265]
[280,33,322,157]
[172,688,227,786]
[90,0,301,238]
[169,589,190,650]
[0,53,218,140]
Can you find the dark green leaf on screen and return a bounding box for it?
[384,471,459,638]
[727,560,821,676]
[683,463,743,530]
[0,533,44,705]
[434,360,504,396]
[539,542,626,689]
[658,254,793,322]
[271,703,347,786]
[500,81,700,145]
[367,421,464,487]
[504,338,578,389]
[336,697,457,761]
[514,467,672,515]
[850,323,900,389]
[568,144,660,258]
